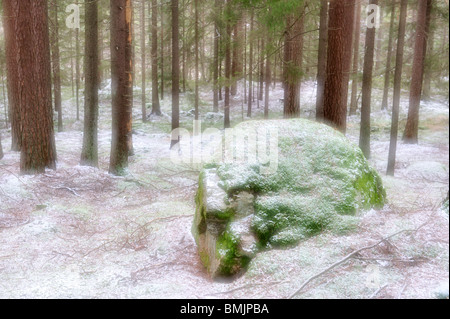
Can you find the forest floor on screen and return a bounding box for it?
[0,81,448,299]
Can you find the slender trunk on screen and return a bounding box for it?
[381,3,396,111]
[422,26,434,100]
[81,0,99,167]
[264,35,271,120]
[76,28,80,121]
[224,2,232,129]
[259,38,265,101]
[403,0,431,144]
[349,1,361,116]
[151,0,161,115]
[387,0,408,176]
[160,2,165,100]
[109,0,133,175]
[359,0,378,159]
[231,19,243,96]
[194,0,199,120]
[315,0,328,121]
[247,9,254,117]
[171,0,180,148]
[3,0,21,151]
[141,0,147,122]
[213,0,220,112]
[50,0,63,132]
[323,0,355,133]
[243,19,247,105]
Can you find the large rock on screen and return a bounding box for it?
[192,119,386,278]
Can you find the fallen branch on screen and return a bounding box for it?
[369,284,388,299]
[288,221,430,299]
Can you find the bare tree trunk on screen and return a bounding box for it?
[109,0,133,175]
[50,0,63,132]
[359,0,378,159]
[283,10,304,119]
[349,0,361,116]
[403,0,431,144]
[315,0,328,121]
[224,1,232,129]
[212,0,220,112]
[170,0,180,148]
[323,0,355,133]
[387,0,408,176]
[160,1,165,100]
[194,0,199,120]
[231,18,243,96]
[151,0,161,115]
[381,3,396,111]
[76,27,80,121]
[15,0,57,174]
[247,9,254,118]
[81,0,99,167]
[141,0,147,122]
[264,35,271,120]
[3,0,21,151]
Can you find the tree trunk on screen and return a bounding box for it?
[224,1,232,129]
[231,18,243,96]
[109,0,133,175]
[422,25,434,100]
[141,0,147,122]
[316,0,328,121]
[323,0,355,133]
[151,0,161,115]
[387,0,408,176]
[15,0,57,174]
[212,0,220,112]
[349,0,361,116]
[403,0,431,144]
[3,0,22,151]
[381,3,396,111]
[247,9,254,118]
[359,0,378,159]
[75,27,80,121]
[160,2,165,100]
[171,0,180,148]
[50,0,63,132]
[283,11,304,119]
[264,35,271,120]
[194,0,200,120]
[81,0,99,167]
[259,38,265,102]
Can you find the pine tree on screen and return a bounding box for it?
[109,0,133,175]
[381,3,396,111]
[81,0,100,167]
[49,0,63,133]
[403,0,432,144]
[15,0,57,174]
[387,0,408,176]
[151,0,162,115]
[171,0,180,148]
[323,0,355,133]
[315,0,328,121]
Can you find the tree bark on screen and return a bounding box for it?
[359,0,378,159]
[141,0,147,122]
[50,0,63,133]
[224,1,232,129]
[387,0,408,176]
[322,0,355,133]
[283,10,304,119]
[109,0,133,175]
[231,18,243,96]
[381,3,396,111]
[75,27,80,121]
[247,9,254,118]
[171,0,180,148]
[315,0,328,121]
[264,35,271,120]
[349,0,362,116]
[212,0,220,112]
[3,0,22,151]
[194,0,200,120]
[403,0,431,144]
[15,0,57,174]
[81,0,99,167]
[151,0,161,115]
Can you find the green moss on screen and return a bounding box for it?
[215,228,250,275]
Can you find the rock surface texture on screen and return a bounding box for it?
[193,119,386,278]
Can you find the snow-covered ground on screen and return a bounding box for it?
[0,81,448,299]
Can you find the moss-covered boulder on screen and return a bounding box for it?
[192,119,386,278]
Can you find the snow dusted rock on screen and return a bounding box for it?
[192,119,386,278]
